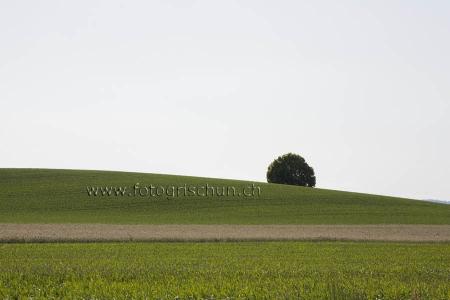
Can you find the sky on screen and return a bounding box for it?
[1,0,449,200]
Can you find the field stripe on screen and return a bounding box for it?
[1,224,450,242]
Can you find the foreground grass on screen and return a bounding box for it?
[1,169,449,224]
[0,242,449,299]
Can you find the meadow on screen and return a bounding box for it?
[1,168,449,224]
[0,242,449,299]
[2,168,450,299]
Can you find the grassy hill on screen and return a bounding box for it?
[0,168,449,224]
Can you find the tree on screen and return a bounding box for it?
[266,153,316,187]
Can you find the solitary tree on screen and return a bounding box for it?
[266,153,316,187]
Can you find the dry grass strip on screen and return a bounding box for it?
[1,224,450,242]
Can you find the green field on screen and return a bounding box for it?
[1,169,450,299]
[1,242,449,299]
[0,168,449,224]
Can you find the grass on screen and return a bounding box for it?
[0,242,449,299]
[1,169,449,299]
[1,168,449,224]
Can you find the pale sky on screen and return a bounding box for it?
[1,0,449,200]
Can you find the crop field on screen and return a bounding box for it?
[1,242,449,299]
[1,168,450,299]
[1,169,449,224]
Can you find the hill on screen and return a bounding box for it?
[0,168,449,224]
